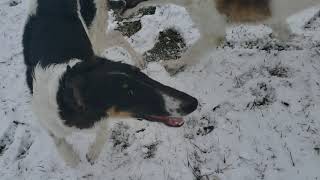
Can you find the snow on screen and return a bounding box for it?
[0,0,320,180]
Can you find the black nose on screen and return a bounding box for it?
[180,97,198,115]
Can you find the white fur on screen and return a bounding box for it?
[162,94,182,116]
[32,60,82,167]
[27,0,38,16]
[84,0,146,68]
[32,59,81,138]
[125,0,320,71]
[51,136,81,167]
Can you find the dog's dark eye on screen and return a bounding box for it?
[128,89,134,96]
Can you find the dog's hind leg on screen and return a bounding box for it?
[91,20,145,68]
[89,0,145,68]
[92,28,145,68]
[161,34,224,75]
[49,133,81,167]
[105,30,146,68]
[86,120,109,165]
[162,1,227,75]
[86,0,109,55]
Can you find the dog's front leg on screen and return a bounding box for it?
[50,133,81,167]
[86,121,109,165]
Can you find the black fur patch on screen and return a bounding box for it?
[56,60,106,129]
[79,0,97,28]
[23,0,94,92]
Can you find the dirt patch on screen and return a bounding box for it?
[115,6,156,37]
[110,122,132,152]
[144,28,187,62]
[247,82,276,109]
[142,141,160,159]
[265,63,290,78]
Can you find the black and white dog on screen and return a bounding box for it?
[23,0,198,167]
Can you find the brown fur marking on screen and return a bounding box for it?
[215,0,271,22]
[106,107,133,118]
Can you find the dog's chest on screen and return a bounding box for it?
[31,61,80,137]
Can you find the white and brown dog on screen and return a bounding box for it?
[123,0,320,71]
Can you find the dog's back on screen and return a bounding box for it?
[215,0,271,22]
[214,0,320,23]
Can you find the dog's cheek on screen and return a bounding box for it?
[106,107,133,118]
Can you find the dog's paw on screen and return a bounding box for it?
[64,152,81,168]
[86,145,102,165]
[86,152,98,165]
[0,121,18,156]
[55,139,81,167]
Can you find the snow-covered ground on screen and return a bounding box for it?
[1,1,320,179]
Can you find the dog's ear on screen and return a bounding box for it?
[62,70,87,112]
[66,65,72,72]
[71,81,86,111]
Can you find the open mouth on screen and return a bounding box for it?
[141,115,184,127]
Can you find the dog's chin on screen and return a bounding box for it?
[138,115,184,127]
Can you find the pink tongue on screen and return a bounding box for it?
[148,116,184,127]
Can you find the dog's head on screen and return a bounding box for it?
[59,58,198,128]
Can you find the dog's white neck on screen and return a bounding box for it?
[32,60,80,136]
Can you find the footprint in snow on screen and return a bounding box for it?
[0,121,18,156]
[15,129,33,160]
